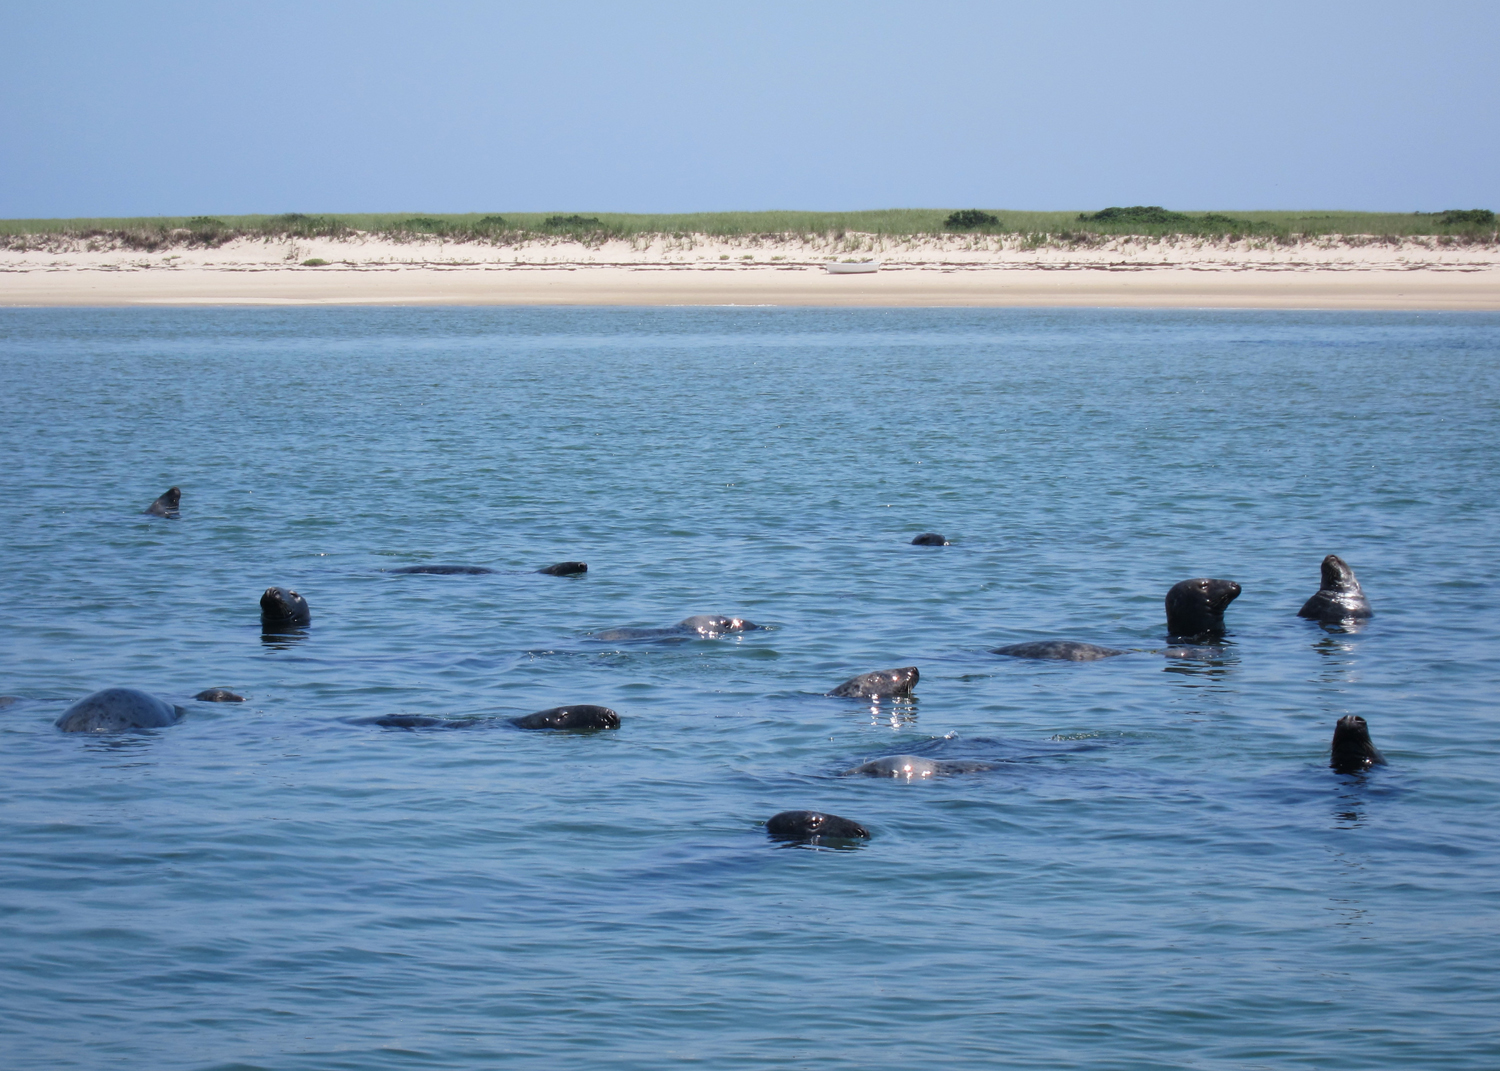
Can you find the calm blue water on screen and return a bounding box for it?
[1,307,1498,1070]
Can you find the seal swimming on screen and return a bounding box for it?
[56,687,184,732]
[194,688,245,702]
[260,587,311,631]
[510,705,620,730]
[829,667,918,698]
[593,615,759,642]
[766,810,870,843]
[993,640,1128,661]
[1298,555,1373,622]
[1330,715,1386,773]
[1165,578,1241,642]
[845,754,993,778]
[388,561,587,576]
[143,486,180,518]
[536,561,588,576]
[911,533,949,546]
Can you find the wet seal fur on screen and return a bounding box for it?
[845,754,994,778]
[594,616,759,642]
[911,533,949,546]
[829,667,918,698]
[537,561,588,576]
[194,689,245,702]
[1330,715,1386,774]
[388,561,587,576]
[56,687,184,732]
[766,810,870,843]
[352,714,482,730]
[510,705,620,731]
[1165,578,1241,642]
[260,587,311,631]
[143,486,180,518]
[993,640,1128,661]
[1299,555,1372,622]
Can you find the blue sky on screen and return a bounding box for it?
[1,0,1495,218]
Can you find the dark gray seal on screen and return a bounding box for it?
[845,754,993,778]
[911,533,949,546]
[194,688,245,702]
[260,587,311,631]
[1299,555,1372,622]
[593,615,759,642]
[353,713,481,730]
[56,687,184,732]
[510,705,619,730]
[993,640,1128,661]
[829,666,918,698]
[1165,578,1241,642]
[389,564,495,575]
[1330,715,1386,773]
[537,561,588,576]
[143,486,180,518]
[766,810,870,843]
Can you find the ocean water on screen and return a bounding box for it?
[1,306,1498,1071]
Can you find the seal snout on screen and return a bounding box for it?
[766,809,870,843]
[1330,714,1386,773]
[260,586,312,631]
[1164,577,1241,641]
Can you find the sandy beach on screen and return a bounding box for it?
[4,232,1498,308]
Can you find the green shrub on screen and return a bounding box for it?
[301,258,329,266]
[944,209,1000,230]
[542,214,601,229]
[1078,206,1191,224]
[397,216,451,233]
[1440,209,1495,226]
[475,215,507,227]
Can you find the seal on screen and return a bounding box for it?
[260,587,311,631]
[766,810,870,843]
[1299,555,1373,622]
[993,640,1128,661]
[1165,578,1241,641]
[143,486,180,518]
[352,713,481,729]
[1330,715,1386,773]
[510,705,620,730]
[194,688,245,702]
[389,564,494,575]
[845,754,993,778]
[537,561,588,576]
[829,666,918,698]
[911,533,949,546]
[594,616,759,642]
[55,687,184,732]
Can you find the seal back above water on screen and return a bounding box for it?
[1299,555,1373,622]
[510,705,620,730]
[388,564,496,575]
[829,666,918,699]
[143,486,180,518]
[1165,578,1241,642]
[911,533,949,546]
[537,561,588,576]
[766,810,870,843]
[594,615,758,642]
[993,640,1128,661]
[56,687,184,732]
[1330,714,1386,773]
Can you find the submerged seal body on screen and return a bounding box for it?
[829,666,919,699]
[389,564,495,575]
[56,687,184,732]
[846,754,993,778]
[594,615,758,642]
[766,810,870,843]
[353,713,480,730]
[1330,715,1386,773]
[911,533,949,546]
[194,688,245,702]
[1299,555,1373,622]
[143,486,180,518]
[537,561,588,577]
[510,705,620,730]
[260,587,311,631]
[1165,578,1241,642]
[993,640,1128,661]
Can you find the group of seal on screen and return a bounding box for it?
[45,491,1387,848]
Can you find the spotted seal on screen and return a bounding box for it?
[1299,555,1372,622]
[260,587,311,631]
[1330,715,1386,773]
[766,810,870,843]
[911,533,949,546]
[993,640,1128,661]
[510,705,619,730]
[593,615,758,642]
[829,666,918,698]
[194,688,245,702]
[56,687,184,732]
[1165,578,1241,642]
[143,486,180,518]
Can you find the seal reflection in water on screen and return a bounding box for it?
[143,486,180,518]
[260,587,311,631]
[1330,715,1386,773]
[510,705,620,730]
[56,687,184,732]
[829,667,918,698]
[1299,555,1373,623]
[765,810,870,844]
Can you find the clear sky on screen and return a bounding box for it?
[1,0,1495,218]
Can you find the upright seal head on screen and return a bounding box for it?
[1165,578,1241,641]
[1299,555,1372,622]
[56,687,184,732]
[260,587,311,631]
[765,810,870,843]
[143,486,180,518]
[1330,714,1386,773]
[829,666,919,699]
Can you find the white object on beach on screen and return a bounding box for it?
[824,260,880,274]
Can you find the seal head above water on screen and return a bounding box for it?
[993,640,1128,661]
[1165,578,1241,642]
[56,687,184,732]
[510,705,620,731]
[766,810,870,843]
[143,486,180,518]
[194,688,245,702]
[537,561,588,577]
[260,587,311,631]
[845,754,994,778]
[829,666,918,699]
[1299,555,1372,622]
[593,615,758,642]
[911,533,949,546]
[1330,715,1386,773]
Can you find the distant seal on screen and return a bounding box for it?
[911,533,949,546]
[594,615,759,642]
[1299,555,1372,622]
[537,561,588,576]
[143,486,180,518]
[829,666,918,699]
[510,705,620,730]
[1165,578,1241,641]
[389,564,494,575]
[846,754,993,778]
[56,687,184,732]
[766,810,870,843]
[260,587,311,631]
[194,688,245,702]
[353,713,480,729]
[1330,714,1386,773]
[993,640,1128,661]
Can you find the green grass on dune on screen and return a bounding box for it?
[1,207,1495,248]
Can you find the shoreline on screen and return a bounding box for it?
[4,233,1498,309]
